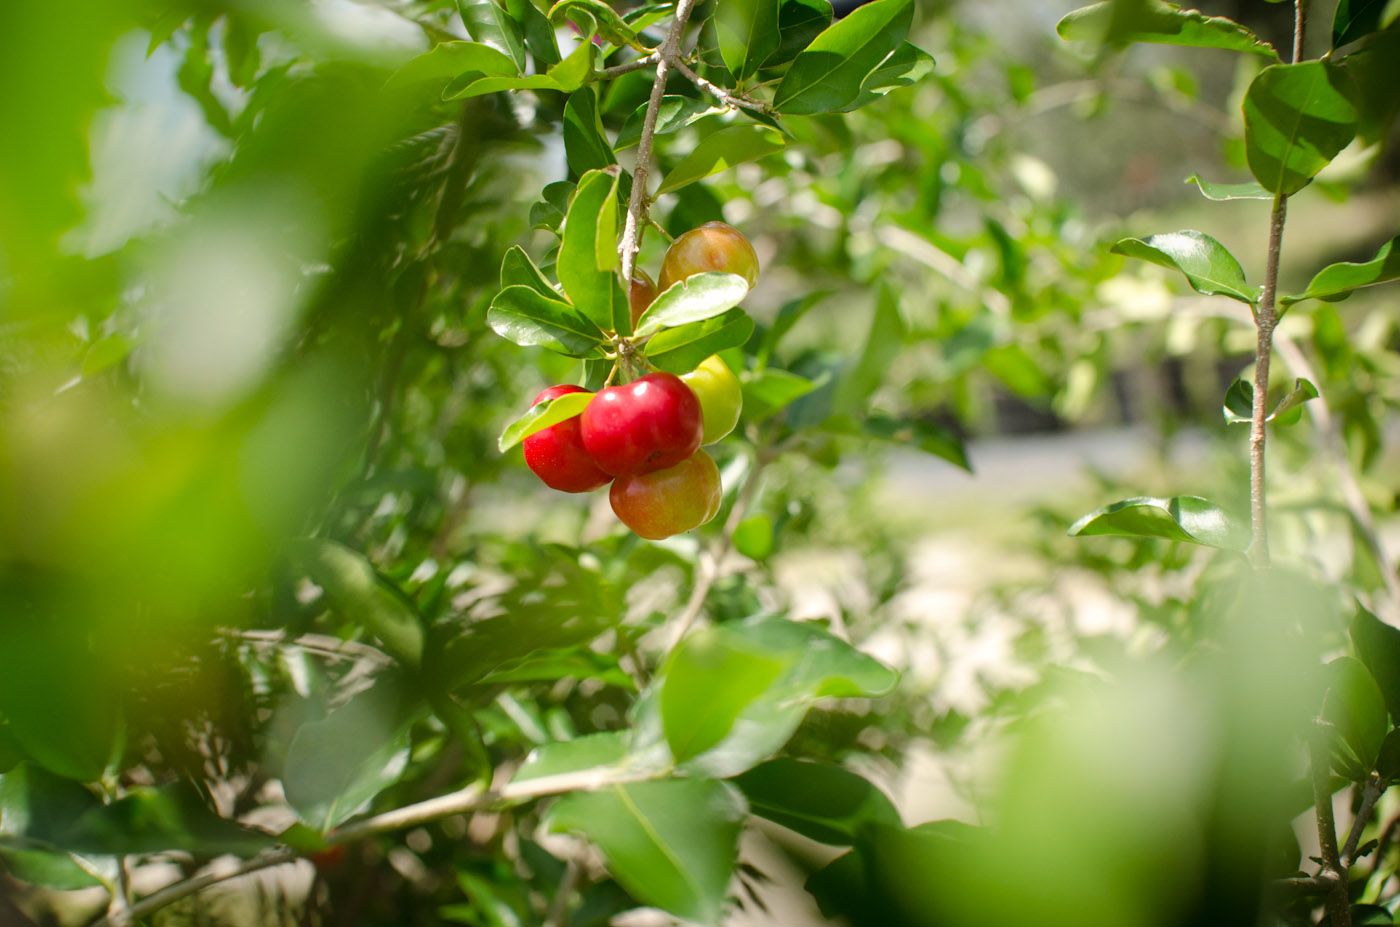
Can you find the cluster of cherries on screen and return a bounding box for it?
[522,223,757,539]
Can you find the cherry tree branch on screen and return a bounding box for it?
[670,58,772,114]
[1248,195,1286,569]
[1310,727,1352,927]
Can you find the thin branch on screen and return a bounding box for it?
[1294,0,1309,63]
[618,0,699,283]
[1272,873,1341,895]
[544,853,584,927]
[599,52,660,80]
[1311,727,1353,927]
[1343,776,1385,866]
[670,58,772,114]
[1248,194,1286,569]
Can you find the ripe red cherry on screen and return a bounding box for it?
[580,372,703,477]
[522,385,612,493]
[629,269,658,329]
[610,450,722,540]
[657,222,759,291]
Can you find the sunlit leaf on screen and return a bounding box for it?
[1068,495,1249,551]
[558,167,626,333]
[487,285,608,357]
[457,0,528,71]
[386,41,519,91]
[643,307,755,374]
[616,96,719,150]
[655,126,786,196]
[633,272,751,337]
[742,368,818,421]
[549,0,643,49]
[500,245,558,297]
[1057,1,1280,60]
[1281,236,1400,306]
[736,758,901,845]
[1243,61,1358,196]
[288,539,425,666]
[836,41,936,112]
[716,0,782,81]
[1111,230,1259,304]
[660,631,788,763]
[497,391,593,452]
[563,87,617,176]
[1222,377,1317,426]
[1184,174,1272,201]
[773,0,913,114]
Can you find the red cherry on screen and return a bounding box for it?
[580,373,703,477]
[610,450,722,539]
[523,385,612,493]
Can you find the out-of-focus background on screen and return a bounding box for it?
[2,0,1398,924]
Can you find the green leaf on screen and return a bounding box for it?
[1281,236,1400,306]
[857,414,970,471]
[80,332,136,379]
[549,0,643,49]
[0,846,101,890]
[1378,729,1400,781]
[836,41,936,112]
[557,168,626,333]
[0,763,103,844]
[1068,495,1249,551]
[834,283,903,415]
[742,368,818,421]
[457,0,528,71]
[642,617,897,777]
[1243,61,1359,196]
[1321,657,1388,780]
[445,34,595,98]
[1351,605,1400,723]
[514,732,633,782]
[545,780,746,923]
[500,245,558,298]
[487,285,608,357]
[616,96,719,150]
[1334,0,1389,48]
[1222,377,1317,426]
[1342,32,1400,144]
[511,0,561,66]
[64,783,275,855]
[283,687,416,832]
[531,180,576,233]
[481,649,635,690]
[767,0,834,69]
[655,125,786,196]
[1184,174,1272,201]
[1056,1,1280,61]
[736,758,901,845]
[386,41,519,91]
[732,514,775,560]
[288,539,425,667]
[717,0,782,81]
[1111,230,1259,304]
[643,307,755,374]
[563,87,618,176]
[773,0,913,114]
[498,391,593,452]
[633,272,751,337]
[660,631,788,763]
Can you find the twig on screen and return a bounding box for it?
[1311,726,1353,927]
[599,52,660,80]
[544,853,584,927]
[1273,335,1400,614]
[1343,776,1386,866]
[95,765,666,927]
[1294,0,1309,63]
[1273,873,1341,895]
[1248,194,1286,569]
[670,58,772,114]
[618,0,699,283]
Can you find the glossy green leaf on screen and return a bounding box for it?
[742,368,818,421]
[1321,657,1388,780]
[64,783,275,855]
[549,0,642,49]
[857,414,970,471]
[0,763,103,844]
[732,514,775,560]
[1378,728,1400,781]
[736,758,901,845]
[487,285,608,357]
[1351,606,1400,723]
[511,0,561,66]
[283,687,415,832]
[767,0,834,69]
[1334,0,1389,47]
[836,41,936,112]
[457,0,528,71]
[497,391,593,452]
[1184,174,1272,200]
[1111,230,1259,304]
[445,35,594,98]
[643,617,897,777]
[1222,377,1317,426]
[660,630,788,763]
[545,779,746,923]
[0,846,100,890]
[1068,495,1249,551]
[633,272,751,337]
[558,168,625,333]
[616,95,719,150]
[563,87,617,176]
[1056,1,1280,61]
[1342,32,1400,144]
[1243,61,1359,196]
[773,0,913,114]
[514,732,632,782]
[655,125,786,196]
[386,41,519,91]
[717,0,782,81]
[643,307,755,374]
[500,245,558,298]
[288,539,425,666]
[1281,236,1400,306]
[531,180,576,233]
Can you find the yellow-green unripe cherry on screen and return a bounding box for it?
[680,355,742,445]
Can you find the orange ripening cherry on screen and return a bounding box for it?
[629,269,658,329]
[522,385,611,493]
[657,222,759,291]
[609,449,722,539]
